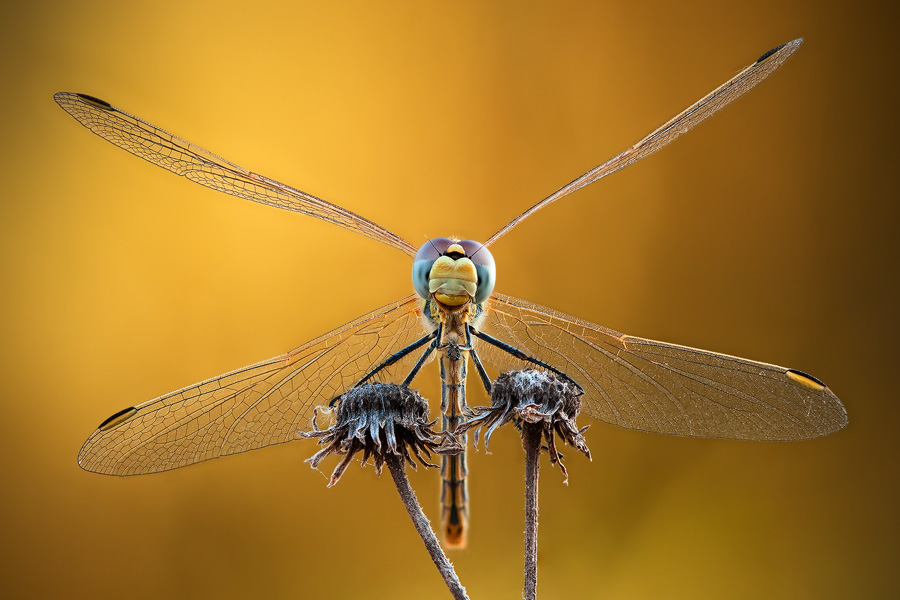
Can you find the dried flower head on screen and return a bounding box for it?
[298,383,462,486]
[462,369,591,482]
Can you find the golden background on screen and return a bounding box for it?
[2,1,896,598]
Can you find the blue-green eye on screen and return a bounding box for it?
[411,238,495,304]
[412,238,452,299]
[459,240,496,304]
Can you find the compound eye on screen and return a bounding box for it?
[458,240,496,304]
[458,240,493,268]
[412,238,454,299]
[414,238,454,262]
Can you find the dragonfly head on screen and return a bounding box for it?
[412,238,496,308]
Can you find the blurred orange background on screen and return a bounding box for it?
[2,1,896,598]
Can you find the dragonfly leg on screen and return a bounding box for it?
[327,328,439,407]
[468,348,492,395]
[401,338,439,386]
[464,324,492,394]
[359,328,438,385]
[435,322,490,395]
[439,342,463,361]
[470,329,584,394]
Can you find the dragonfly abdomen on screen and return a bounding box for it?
[440,349,469,548]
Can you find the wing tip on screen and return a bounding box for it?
[54,92,113,108]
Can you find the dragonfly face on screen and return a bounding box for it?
[412,238,496,308]
[58,38,847,549]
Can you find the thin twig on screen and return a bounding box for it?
[522,422,542,600]
[386,453,469,600]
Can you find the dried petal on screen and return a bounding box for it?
[460,370,590,482]
[298,383,462,485]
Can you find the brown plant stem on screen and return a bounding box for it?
[522,421,542,600]
[386,453,469,600]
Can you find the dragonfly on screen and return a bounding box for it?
[57,38,847,548]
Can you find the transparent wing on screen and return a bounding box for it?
[79,295,428,475]
[485,39,803,247]
[475,293,847,440]
[54,92,417,257]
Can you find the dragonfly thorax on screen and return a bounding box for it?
[412,238,496,308]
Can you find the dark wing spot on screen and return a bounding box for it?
[785,369,827,391]
[756,43,787,64]
[98,406,138,431]
[786,368,825,387]
[76,94,114,111]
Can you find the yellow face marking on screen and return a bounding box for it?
[786,369,826,392]
[446,243,466,255]
[434,293,469,306]
[429,255,477,283]
[428,255,478,308]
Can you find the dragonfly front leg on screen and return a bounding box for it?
[327,328,439,408]
[359,328,439,385]
[470,329,584,395]
[459,322,492,394]
[436,323,491,404]
[401,331,441,387]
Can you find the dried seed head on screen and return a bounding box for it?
[461,370,591,482]
[298,383,462,486]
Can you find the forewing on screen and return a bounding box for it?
[79,295,427,475]
[54,92,417,257]
[485,39,802,247]
[475,293,847,440]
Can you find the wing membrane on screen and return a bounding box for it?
[475,293,847,440]
[79,295,427,475]
[485,39,803,246]
[54,92,417,257]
